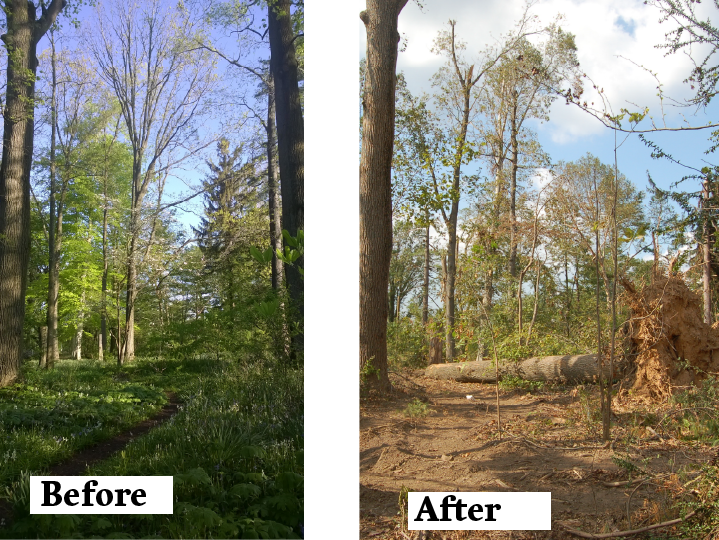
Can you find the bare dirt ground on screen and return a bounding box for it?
[360,371,715,540]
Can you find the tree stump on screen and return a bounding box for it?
[428,337,443,365]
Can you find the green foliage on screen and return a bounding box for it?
[360,358,380,387]
[611,453,647,479]
[402,398,434,420]
[387,317,430,368]
[0,360,166,488]
[677,463,719,540]
[668,376,719,444]
[278,229,304,274]
[252,229,304,272]
[1,356,303,539]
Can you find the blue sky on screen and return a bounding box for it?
[28,0,270,236]
[359,0,719,207]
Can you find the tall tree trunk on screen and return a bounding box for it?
[526,261,542,345]
[387,284,396,323]
[266,76,284,291]
[593,172,606,435]
[517,272,524,338]
[99,122,118,363]
[46,30,60,369]
[508,91,519,279]
[604,144,620,442]
[268,0,304,359]
[703,179,712,325]
[116,279,123,365]
[73,278,86,360]
[564,253,571,336]
[0,0,66,386]
[124,228,138,364]
[266,75,292,357]
[443,53,473,362]
[445,215,458,360]
[359,0,408,391]
[482,139,505,326]
[422,221,430,325]
[123,159,153,365]
[39,326,47,367]
[100,192,108,362]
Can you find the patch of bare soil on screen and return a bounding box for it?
[360,372,713,540]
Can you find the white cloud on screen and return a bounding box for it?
[360,0,718,145]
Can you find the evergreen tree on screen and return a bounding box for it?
[193,138,263,309]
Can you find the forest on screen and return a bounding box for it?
[360,1,719,539]
[0,0,303,538]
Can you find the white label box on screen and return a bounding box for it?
[30,476,173,514]
[408,492,551,530]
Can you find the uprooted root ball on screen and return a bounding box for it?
[621,273,719,401]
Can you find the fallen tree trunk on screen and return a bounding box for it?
[425,354,611,384]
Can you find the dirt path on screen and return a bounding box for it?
[0,391,181,526]
[360,371,713,540]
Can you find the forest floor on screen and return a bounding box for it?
[0,392,181,526]
[0,356,304,539]
[360,369,717,540]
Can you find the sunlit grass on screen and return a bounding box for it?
[1,356,304,539]
[0,359,166,487]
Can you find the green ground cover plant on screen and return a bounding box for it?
[0,356,304,539]
[0,359,166,489]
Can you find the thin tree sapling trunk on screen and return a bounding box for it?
[422,221,430,325]
[266,76,284,291]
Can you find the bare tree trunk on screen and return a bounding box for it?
[564,254,571,336]
[442,34,474,362]
[359,0,408,391]
[593,171,606,437]
[445,220,458,360]
[508,92,519,279]
[517,272,524,338]
[266,76,284,291]
[100,206,108,362]
[89,1,214,365]
[124,213,138,364]
[116,278,123,366]
[269,0,304,359]
[265,68,290,359]
[422,221,430,325]
[73,284,86,360]
[99,120,119,363]
[604,142,620,442]
[703,179,712,325]
[46,31,62,369]
[441,254,447,319]
[0,0,66,386]
[526,260,541,345]
[387,284,396,324]
[39,326,47,367]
